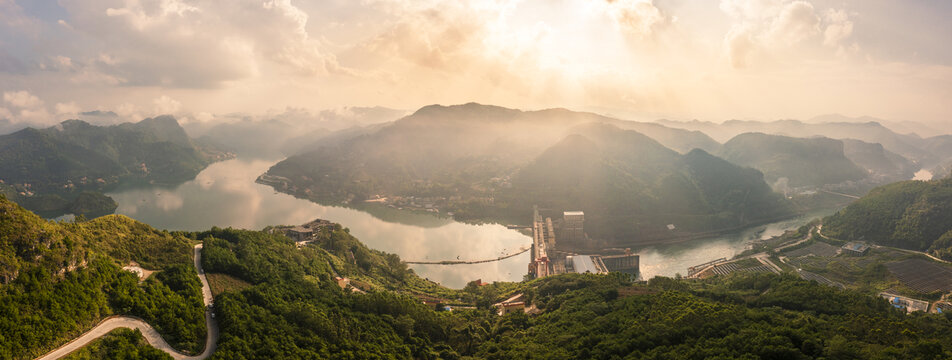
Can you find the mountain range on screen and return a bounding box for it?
[658,116,952,175]
[264,103,791,247]
[0,116,231,217]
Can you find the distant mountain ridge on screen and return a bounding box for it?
[657,117,952,170]
[717,133,868,188]
[0,116,232,217]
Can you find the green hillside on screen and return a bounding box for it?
[184,223,952,359]
[0,195,205,359]
[8,195,952,359]
[822,178,952,259]
[0,116,232,217]
[718,133,868,188]
[497,123,791,247]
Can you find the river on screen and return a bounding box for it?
[104,158,835,288]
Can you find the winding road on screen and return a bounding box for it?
[36,244,218,360]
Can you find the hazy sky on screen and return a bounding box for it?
[0,0,950,128]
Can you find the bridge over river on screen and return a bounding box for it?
[404,247,530,265]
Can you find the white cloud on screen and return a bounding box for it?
[726,25,757,68]
[606,0,669,39]
[823,9,853,47]
[54,0,341,88]
[767,1,820,45]
[153,95,182,114]
[55,102,81,115]
[3,90,43,108]
[720,0,782,19]
[53,56,74,70]
[720,0,845,68]
[115,102,142,121]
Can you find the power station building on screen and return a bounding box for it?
[528,207,639,279]
[562,211,585,244]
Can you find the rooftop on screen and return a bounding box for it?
[569,255,604,274]
[842,242,870,252]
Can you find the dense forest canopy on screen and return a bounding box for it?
[0,196,205,359]
[4,193,952,359]
[823,178,952,259]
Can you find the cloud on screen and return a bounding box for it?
[54,0,344,88]
[605,0,669,39]
[153,95,182,114]
[720,0,846,68]
[720,0,781,19]
[823,9,853,47]
[3,90,42,108]
[726,25,757,68]
[364,6,485,71]
[55,102,81,115]
[768,1,820,44]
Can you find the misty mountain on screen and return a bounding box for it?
[267,103,722,199]
[503,123,790,247]
[657,117,947,168]
[186,106,407,158]
[810,114,945,138]
[717,133,868,188]
[0,116,231,216]
[265,104,791,246]
[841,139,918,181]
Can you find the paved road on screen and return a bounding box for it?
[36,244,218,360]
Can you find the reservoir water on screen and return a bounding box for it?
[106,158,835,288]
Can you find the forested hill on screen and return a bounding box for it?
[0,116,233,217]
[264,104,788,246]
[718,133,868,188]
[822,177,952,260]
[265,103,720,195]
[8,195,952,359]
[0,195,206,358]
[198,224,952,359]
[497,123,791,247]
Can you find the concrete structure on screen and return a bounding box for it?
[601,252,640,275]
[565,255,609,274]
[286,226,313,242]
[493,293,527,316]
[527,207,641,279]
[842,242,870,256]
[529,206,554,278]
[562,211,585,244]
[880,292,930,313]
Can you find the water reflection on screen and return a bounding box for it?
[634,208,839,279]
[107,158,530,288]
[106,158,839,288]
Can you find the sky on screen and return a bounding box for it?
[0,0,950,129]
